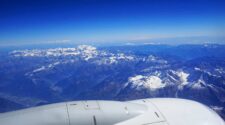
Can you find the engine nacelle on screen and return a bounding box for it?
[0,98,224,125]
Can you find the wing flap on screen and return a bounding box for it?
[115,112,167,125]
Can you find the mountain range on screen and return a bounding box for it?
[0,44,224,119]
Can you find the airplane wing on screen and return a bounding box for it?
[0,98,224,125]
[116,98,225,125]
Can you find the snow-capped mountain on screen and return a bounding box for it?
[124,70,189,91]
[1,44,225,119]
[10,45,136,64]
[10,45,99,61]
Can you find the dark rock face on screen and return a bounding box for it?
[0,44,224,119]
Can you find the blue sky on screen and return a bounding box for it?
[0,0,225,45]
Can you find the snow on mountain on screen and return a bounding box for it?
[10,45,140,76]
[10,46,91,58]
[191,75,207,89]
[211,106,224,112]
[10,45,140,69]
[48,62,60,68]
[215,68,225,74]
[176,71,189,86]
[77,45,98,61]
[101,53,135,64]
[9,45,218,93]
[143,55,167,64]
[194,67,220,78]
[126,75,166,90]
[31,62,61,74]
[33,66,46,73]
[10,45,136,63]
[125,70,191,91]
